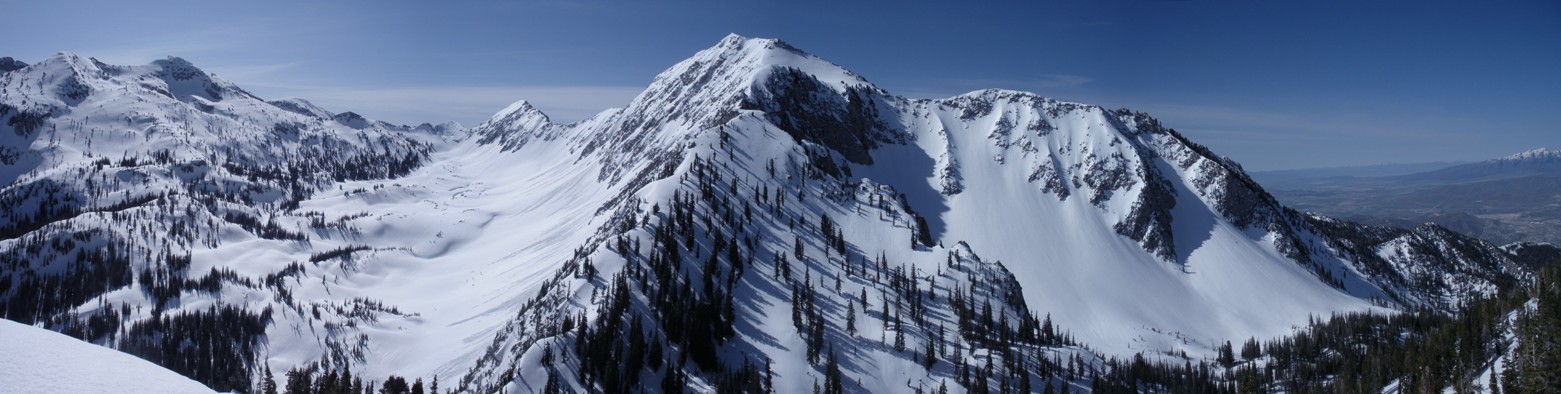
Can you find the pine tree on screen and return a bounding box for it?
[1042,313,1055,344]
[380,376,409,394]
[258,365,279,394]
[794,235,805,261]
[846,301,857,335]
[825,348,844,394]
[1240,337,1262,360]
[316,369,337,394]
[345,367,361,394]
[543,370,561,394]
[922,340,936,370]
[284,368,312,394]
[893,307,906,352]
[765,358,775,393]
[660,366,677,394]
[1217,340,1236,367]
[1019,370,1032,393]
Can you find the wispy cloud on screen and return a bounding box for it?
[205,61,307,81]
[240,84,645,126]
[76,21,281,65]
[80,41,227,65]
[1034,74,1094,88]
[951,74,1095,90]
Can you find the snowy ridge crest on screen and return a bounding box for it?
[1498,147,1559,161]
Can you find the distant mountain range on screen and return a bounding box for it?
[1256,148,1561,246]
[1253,161,1467,181]
[1405,148,1561,182]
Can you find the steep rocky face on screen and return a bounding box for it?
[0,57,27,73]
[745,67,894,167]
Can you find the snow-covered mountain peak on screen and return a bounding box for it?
[3,52,254,111]
[681,34,871,90]
[471,35,890,189]
[150,55,202,73]
[413,120,465,135]
[630,34,877,122]
[41,51,93,66]
[474,35,887,158]
[147,56,249,102]
[1500,147,1559,161]
[472,99,557,150]
[332,111,372,128]
[267,97,334,118]
[494,99,551,126]
[5,52,105,107]
[1407,146,1561,182]
[953,88,1052,101]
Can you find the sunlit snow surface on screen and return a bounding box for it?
[0,319,215,394]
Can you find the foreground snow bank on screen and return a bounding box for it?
[0,319,215,394]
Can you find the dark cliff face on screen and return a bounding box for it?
[746,67,888,169]
[0,57,25,73]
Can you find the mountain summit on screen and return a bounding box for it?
[1500,147,1560,161]
[0,35,1537,393]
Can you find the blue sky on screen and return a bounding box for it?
[4,1,1557,170]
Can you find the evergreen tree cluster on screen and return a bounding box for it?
[1066,261,1549,393]
[261,365,440,394]
[116,304,272,392]
[568,155,754,393]
[1501,263,1561,392]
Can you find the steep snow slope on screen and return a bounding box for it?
[261,112,644,381]
[0,318,216,394]
[850,90,1388,356]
